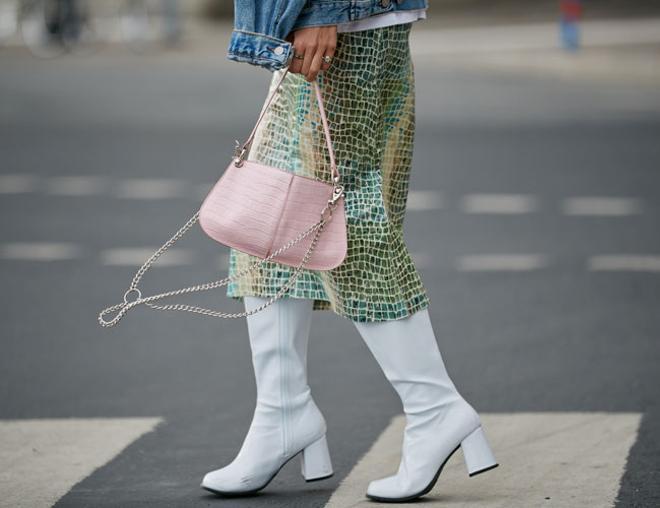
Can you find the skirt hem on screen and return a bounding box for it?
[226,290,431,323]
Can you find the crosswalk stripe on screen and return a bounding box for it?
[0,242,83,261]
[114,178,188,200]
[1,173,654,223]
[0,417,163,508]
[196,182,215,201]
[459,194,539,214]
[456,254,546,271]
[410,19,660,55]
[324,412,641,508]
[411,252,432,269]
[216,253,230,269]
[0,174,38,194]
[5,245,660,275]
[408,191,444,211]
[45,176,108,196]
[100,248,195,266]
[588,255,660,272]
[561,197,642,216]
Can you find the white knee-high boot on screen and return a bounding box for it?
[201,296,333,496]
[353,307,497,502]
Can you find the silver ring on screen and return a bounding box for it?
[322,55,333,64]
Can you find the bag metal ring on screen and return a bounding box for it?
[321,205,334,222]
[123,288,142,304]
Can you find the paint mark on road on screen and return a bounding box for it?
[408,191,444,211]
[324,412,641,508]
[0,174,38,194]
[0,417,163,508]
[562,197,642,216]
[114,179,187,200]
[588,255,660,272]
[100,248,194,266]
[0,242,83,261]
[456,254,546,271]
[46,176,108,196]
[460,194,538,214]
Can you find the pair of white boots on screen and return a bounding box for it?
[201,296,498,502]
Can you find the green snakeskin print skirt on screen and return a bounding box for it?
[226,22,430,322]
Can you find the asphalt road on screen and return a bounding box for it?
[1,38,659,507]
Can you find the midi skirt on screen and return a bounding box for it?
[226,22,430,322]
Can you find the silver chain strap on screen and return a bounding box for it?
[98,192,342,328]
[99,72,343,328]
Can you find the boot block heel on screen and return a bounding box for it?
[461,426,499,477]
[300,434,333,482]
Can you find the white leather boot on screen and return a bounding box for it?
[201,296,333,496]
[353,307,498,502]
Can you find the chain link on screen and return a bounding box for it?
[98,71,343,328]
[98,197,340,327]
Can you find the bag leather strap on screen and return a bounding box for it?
[236,69,339,182]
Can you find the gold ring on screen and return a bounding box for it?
[294,53,305,60]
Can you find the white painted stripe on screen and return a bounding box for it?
[324,412,641,508]
[457,254,546,271]
[46,176,108,196]
[0,242,83,261]
[196,182,215,201]
[216,253,230,270]
[114,178,187,200]
[411,252,432,269]
[0,174,38,194]
[100,248,195,267]
[411,18,660,55]
[408,191,444,211]
[562,197,642,216]
[0,417,162,508]
[588,255,660,272]
[460,194,538,214]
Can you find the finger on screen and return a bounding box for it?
[289,45,304,74]
[306,47,324,81]
[321,39,336,72]
[300,42,317,78]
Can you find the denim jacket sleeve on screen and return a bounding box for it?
[227,0,309,72]
[227,0,427,71]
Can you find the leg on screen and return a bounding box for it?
[353,307,498,502]
[201,296,333,496]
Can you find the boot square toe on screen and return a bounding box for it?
[366,476,400,499]
[200,469,253,495]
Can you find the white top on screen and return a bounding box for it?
[336,8,427,33]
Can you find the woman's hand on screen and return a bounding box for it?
[286,26,337,82]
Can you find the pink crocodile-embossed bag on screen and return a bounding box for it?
[98,69,347,327]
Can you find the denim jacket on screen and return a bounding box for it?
[228,0,427,71]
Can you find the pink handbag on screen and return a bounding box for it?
[98,69,347,327]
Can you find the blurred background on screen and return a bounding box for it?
[1,1,659,507]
